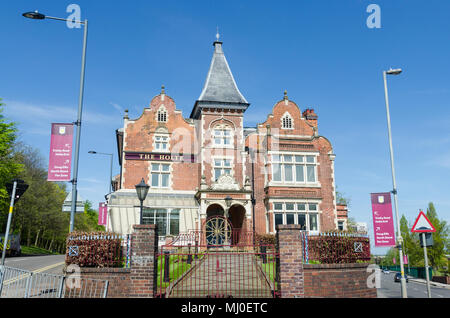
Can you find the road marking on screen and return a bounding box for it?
[2,262,65,285]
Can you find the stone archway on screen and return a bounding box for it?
[205,204,231,247]
[228,204,246,245]
[206,203,224,218]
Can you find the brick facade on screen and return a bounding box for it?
[108,39,344,239]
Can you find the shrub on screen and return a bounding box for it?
[65,232,124,268]
[255,233,276,245]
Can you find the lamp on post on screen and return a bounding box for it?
[383,67,407,298]
[135,178,150,225]
[23,10,88,233]
[88,151,113,194]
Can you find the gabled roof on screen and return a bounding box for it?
[190,41,249,119]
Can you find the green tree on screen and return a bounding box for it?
[400,214,422,266]
[336,186,351,206]
[11,143,68,252]
[74,200,105,232]
[0,100,23,227]
[424,203,449,270]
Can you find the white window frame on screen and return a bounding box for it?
[157,106,168,123]
[150,162,171,189]
[142,207,180,236]
[212,125,233,148]
[281,112,294,130]
[269,152,320,187]
[271,200,321,233]
[153,134,170,153]
[212,157,233,181]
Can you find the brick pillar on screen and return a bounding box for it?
[276,224,304,298]
[129,224,158,297]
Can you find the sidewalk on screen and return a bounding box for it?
[408,277,450,289]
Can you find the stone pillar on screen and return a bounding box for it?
[276,224,304,298]
[129,224,158,297]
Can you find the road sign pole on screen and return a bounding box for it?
[422,233,432,298]
[1,181,17,265]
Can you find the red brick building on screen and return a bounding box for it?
[107,38,344,244]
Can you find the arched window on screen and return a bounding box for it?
[157,106,167,123]
[281,113,293,129]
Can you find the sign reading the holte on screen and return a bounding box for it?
[48,123,74,181]
[124,152,196,163]
[371,192,396,247]
[411,210,436,233]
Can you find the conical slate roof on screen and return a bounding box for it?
[190,41,249,119]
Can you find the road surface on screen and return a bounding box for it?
[377,271,450,298]
[3,254,65,275]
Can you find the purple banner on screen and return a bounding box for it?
[370,192,396,247]
[124,152,196,162]
[98,202,107,226]
[48,123,74,181]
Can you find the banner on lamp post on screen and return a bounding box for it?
[371,192,396,247]
[48,123,74,181]
[98,202,107,226]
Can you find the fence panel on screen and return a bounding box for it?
[0,265,108,298]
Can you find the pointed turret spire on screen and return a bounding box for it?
[190,36,249,119]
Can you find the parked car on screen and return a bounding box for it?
[383,269,390,274]
[394,273,408,282]
[0,234,21,257]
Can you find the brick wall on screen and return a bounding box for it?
[303,263,377,298]
[78,268,131,298]
[276,224,304,298]
[75,224,158,298]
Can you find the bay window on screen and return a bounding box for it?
[271,153,317,184]
[273,201,320,232]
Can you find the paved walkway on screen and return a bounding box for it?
[166,251,273,298]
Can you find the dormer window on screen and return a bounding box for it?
[157,107,167,122]
[281,113,293,129]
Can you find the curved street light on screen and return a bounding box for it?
[88,151,114,194]
[23,9,88,233]
[383,67,407,298]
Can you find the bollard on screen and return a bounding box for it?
[164,251,170,283]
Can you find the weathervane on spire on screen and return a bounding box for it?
[216,26,220,42]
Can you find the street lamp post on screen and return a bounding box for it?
[88,151,113,193]
[23,10,88,233]
[383,68,407,298]
[135,178,150,225]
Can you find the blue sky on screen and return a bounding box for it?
[1,1,449,254]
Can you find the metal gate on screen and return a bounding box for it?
[0,265,108,298]
[155,228,279,298]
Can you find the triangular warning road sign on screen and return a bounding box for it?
[411,210,436,233]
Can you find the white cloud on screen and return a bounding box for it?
[3,100,121,126]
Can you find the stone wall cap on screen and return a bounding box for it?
[303,263,372,269]
[133,224,157,230]
[276,224,302,230]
